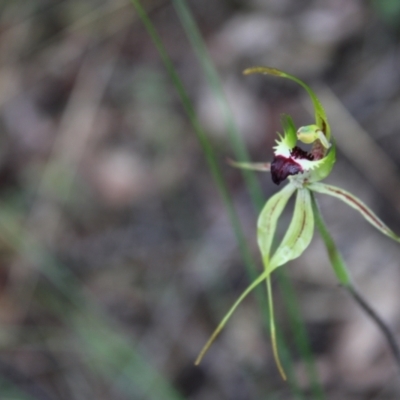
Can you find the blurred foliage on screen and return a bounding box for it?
[0,0,400,399]
[372,0,400,31]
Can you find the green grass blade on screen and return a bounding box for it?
[169,4,323,393]
[129,0,257,281]
[172,0,264,207]
[130,1,324,396]
[276,272,325,398]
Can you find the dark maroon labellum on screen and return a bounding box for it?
[270,146,314,185]
[290,146,314,161]
[271,156,303,185]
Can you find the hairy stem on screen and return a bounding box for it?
[311,192,400,373]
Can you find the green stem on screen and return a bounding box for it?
[311,192,400,373]
[347,285,400,370]
[310,193,350,286]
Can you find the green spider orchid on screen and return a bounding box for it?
[195,67,400,380]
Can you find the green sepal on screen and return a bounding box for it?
[267,188,314,274]
[257,183,297,263]
[266,274,286,380]
[257,183,296,381]
[244,67,331,140]
[308,182,400,242]
[194,269,272,366]
[195,184,296,371]
[227,158,270,172]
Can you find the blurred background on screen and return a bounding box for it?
[1,0,400,399]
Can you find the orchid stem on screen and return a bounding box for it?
[311,192,400,374]
[346,284,400,370]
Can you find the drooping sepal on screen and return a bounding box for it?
[194,270,274,366]
[195,184,299,373]
[308,182,400,242]
[227,158,270,172]
[257,183,296,381]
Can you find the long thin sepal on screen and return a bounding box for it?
[308,182,400,242]
[259,188,314,380]
[266,275,287,380]
[195,270,270,365]
[257,184,295,380]
[243,67,330,139]
[227,158,271,172]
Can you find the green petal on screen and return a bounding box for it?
[244,67,331,140]
[281,114,297,148]
[257,183,297,263]
[257,184,295,381]
[308,182,400,242]
[267,188,314,273]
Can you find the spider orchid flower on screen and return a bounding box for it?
[196,67,400,381]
